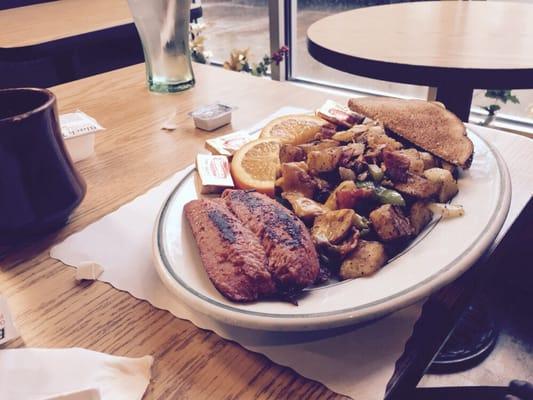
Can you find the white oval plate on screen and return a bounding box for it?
[153,130,511,331]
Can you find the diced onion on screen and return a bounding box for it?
[428,203,465,219]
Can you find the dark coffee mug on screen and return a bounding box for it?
[0,88,86,244]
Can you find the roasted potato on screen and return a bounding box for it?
[366,128,403,152]
[335,186,374,210]
[423,168,458,202]
[438,160,458,177]
[369,204,414,241]
[339,166,356,181]
[392,173,440,200]
[419,151,436,170]
[409,201,433,235]
[307,147,343,173]
[340,241,387,279]
[332,125,369,142]
[280,144,306,163]
[299,139,340,154]
[383,150,410,182]
[395,149,426,175]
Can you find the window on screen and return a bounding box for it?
[291,0,428,100]
[200,0,270,65]
[198,0,533,128]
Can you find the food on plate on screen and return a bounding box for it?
[186,97,471,303]
[369,204,414,242]
[348,97,474,168]
[331,124,368,142]
[259,114,331,144]
[391,173,440,199]
[423,168,459,203]
[340,241,387,279]
[299,139,340,154]
[276,162,316,198]
[312,209,356,245]
[268,98,468,282]
[222,189,320,293]
[279,144,306,163]
[281,192,327,222]
[184,199,275,302]
[409,201,433,235]
[311,209,359,257]
[230,137,282,196]
[428,203,465,219]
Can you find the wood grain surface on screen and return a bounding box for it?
[0,0,131,48]
[0,0,201,48]
[307,1,533,89]
[0,63,351,399]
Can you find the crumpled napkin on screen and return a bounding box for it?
[0,348,153,400]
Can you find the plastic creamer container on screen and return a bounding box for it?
[59,111,104,162]
[190,103,233,131]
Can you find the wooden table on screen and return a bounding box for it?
[0,0,202,48]
[307,1,533,121]
[0,63,353,399]
[0,0,202,88]
[0,63,529,399]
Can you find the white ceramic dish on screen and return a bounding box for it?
[153,129,511,331]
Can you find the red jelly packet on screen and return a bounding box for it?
[196,154,235,194]
[0,295,19,345]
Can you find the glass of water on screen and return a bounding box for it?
[128,0,195,93]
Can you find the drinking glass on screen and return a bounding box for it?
[128,0,195,93]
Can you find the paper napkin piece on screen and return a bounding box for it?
[75,262,104,281]
[0,296,19,345]
[161,110,178,131]
[0,348,152,400]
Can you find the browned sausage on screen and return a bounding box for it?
[184,198,275,302]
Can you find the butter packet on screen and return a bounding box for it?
[0,295,19,345]
[205,128,261,156]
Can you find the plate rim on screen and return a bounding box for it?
[153,130,511,331]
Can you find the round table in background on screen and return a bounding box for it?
[307,1,533,121]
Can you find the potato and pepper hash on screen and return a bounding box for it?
[271,112,461,282]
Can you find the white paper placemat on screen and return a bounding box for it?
[50,109,532,399]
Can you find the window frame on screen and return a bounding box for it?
[266,0,532,135]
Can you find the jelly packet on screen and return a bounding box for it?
[195,154,234,194]
[316,99,364,128]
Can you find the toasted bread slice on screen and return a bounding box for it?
[348,97,474,168]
